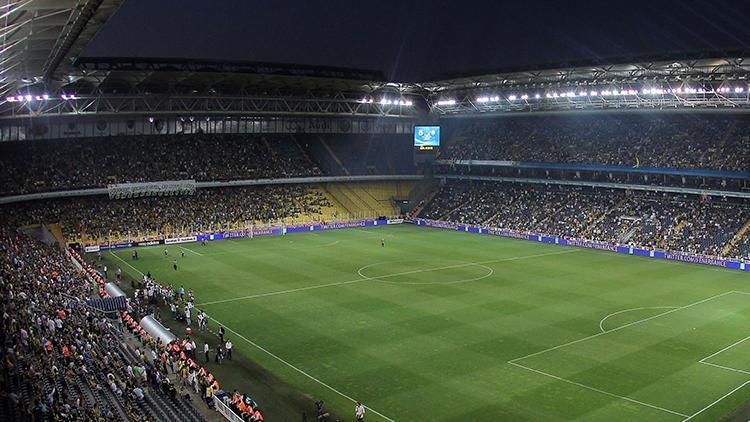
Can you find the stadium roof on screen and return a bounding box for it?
[0,0,123,98]
[421,51,750,93]
[2,43,750,118]
[65,56,397,95]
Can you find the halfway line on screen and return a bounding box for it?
[196,249,579,306]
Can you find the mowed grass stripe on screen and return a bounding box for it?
[104,224,750,421]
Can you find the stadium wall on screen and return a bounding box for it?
[412,219,750,271]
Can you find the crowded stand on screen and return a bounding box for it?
[0,133,322,196]
[0,228,208,421]
[0,185,333,244]
[71,250,268,422]
[441,114,750,172]
[298,134,416,176]
[418,181,750,260]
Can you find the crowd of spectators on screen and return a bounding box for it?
[442,114,750,172]
[0,133,322,195]
[1,185,333,244]
[0,228,206,420]
[86,253,267,422]
[419,181,750,260]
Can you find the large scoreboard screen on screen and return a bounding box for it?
[414,126,440,151]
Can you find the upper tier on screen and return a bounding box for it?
[0,133,417,196]
[441,113,749,172]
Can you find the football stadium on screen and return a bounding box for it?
[1,1,750,421]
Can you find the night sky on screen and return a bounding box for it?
[84,0,750,82]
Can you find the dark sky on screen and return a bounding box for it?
[85,0,750,82]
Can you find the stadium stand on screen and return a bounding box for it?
[0,228,208,421]
[441,113,750,172]
[0,134,323,196]
[0,185,337,245]
[0,182,413,246]
[419,181,750,260]
[299,134,416,176]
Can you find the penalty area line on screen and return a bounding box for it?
[509,291,735,364]
[508,362,688,418]
[207,315,396,422]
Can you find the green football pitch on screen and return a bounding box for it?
[105,224,750,421]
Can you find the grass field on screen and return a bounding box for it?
[104,224,750,421]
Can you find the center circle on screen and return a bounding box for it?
[357,259,494,285]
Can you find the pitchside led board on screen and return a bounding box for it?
[414,126,440,151]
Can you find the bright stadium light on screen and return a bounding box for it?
[508,95,517,101]
[24,94,32,101]
[6,96,16,102]
[379,98,412,106]
[589,90,598,96]
[521,94,529,100]
[476,96,490,103]
[436,99,456,106]
[534,93,541,99]
[16,95,24,102]
[734,87,744,93]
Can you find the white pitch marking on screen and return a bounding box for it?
[290,240,341,250]
[178,245,204,256]
[699,361,750,376]
[682,379,750,421]
[196,249,580,306]
[108,250,395,421]
[207,315,396,422]
[509,291,735,363]
[110,251,145,276]
[357,260,495,285]
[599,306,679,333]
[508,361,688,418]
[699,334,750,363]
